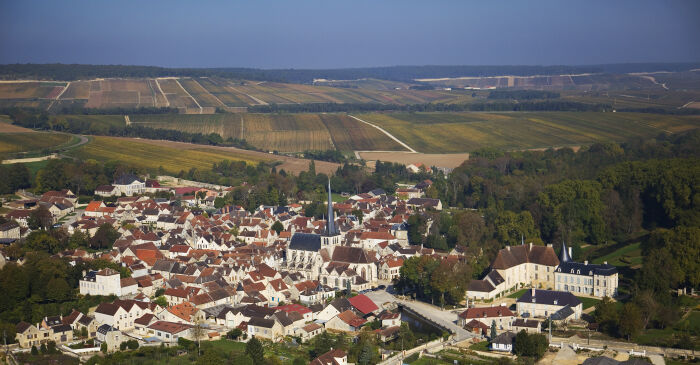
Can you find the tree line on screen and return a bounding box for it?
[248,100,610,113]
[3,62,699,83]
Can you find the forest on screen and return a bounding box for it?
[2,62,699,83]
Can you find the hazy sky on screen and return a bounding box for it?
[1,0,699,69]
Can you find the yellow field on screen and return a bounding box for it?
[0,132,73,155]
[68,136,268,173]
[242,114,333,152]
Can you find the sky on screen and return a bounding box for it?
[1,0,699,69]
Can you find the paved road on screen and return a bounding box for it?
[365,290,479,342]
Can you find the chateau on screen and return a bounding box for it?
[554,242,618,298]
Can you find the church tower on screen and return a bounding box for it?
[322,179,341,247]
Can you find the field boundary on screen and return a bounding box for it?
[174,79,202,112]
[154,78,170,107]
[348,114,417,153]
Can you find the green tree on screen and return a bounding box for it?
[89,223,119,250]
[31,345,38,355]
[45,277,71,302]
[271,221,284,235]
[358,343,373,365]
[69,230,89,249]
[594,296,619,335]
[490,320,497,339]
[245,336,264,365]
[154,296,168,307]
[227,328,242,340]
[100,342,107,353]
[28,206,53,230]
[618,302,643,340]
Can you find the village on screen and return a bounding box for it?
[0,167,652,365]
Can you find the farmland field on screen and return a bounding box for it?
[129,114,242,140]
[318,114,405,152]
[178,78,222,107]
[129,113,402,153]
[0,132,73,155]
[0,82,67,99]
[355,112,700,153]
[67,135,266,173]
[196,78,252,107]
[157,79,199,109]
[67,136,340,175]
[60,81,92,99]
[241,114,333,152]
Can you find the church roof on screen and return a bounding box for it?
[289,233,321,252]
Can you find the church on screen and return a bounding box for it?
[283,180,377,290]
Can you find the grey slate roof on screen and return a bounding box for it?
[557,261,618,276]
[517,289,582,307]
[289,232,322,252]
[114,174,142,185]
[550,305,575,320]
[492,331,516,345]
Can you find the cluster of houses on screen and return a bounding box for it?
[6,175,450,353]
[3,171,622,359]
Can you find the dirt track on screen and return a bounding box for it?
[126,138,340,175]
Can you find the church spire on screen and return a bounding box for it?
[325,178,336,236]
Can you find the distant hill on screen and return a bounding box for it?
[1,62,699,83]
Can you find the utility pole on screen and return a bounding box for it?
[548,315,552,342]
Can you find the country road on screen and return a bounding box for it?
[348,115,418,153]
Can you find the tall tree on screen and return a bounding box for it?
[245,336,264,365]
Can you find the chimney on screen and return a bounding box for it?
[531,288,535,297]
[568,247,572,258]
[529,242,532,250]
[546,243,553,248]
[506,246,511,251]
[603,261,607,265]
[584,260,588,265]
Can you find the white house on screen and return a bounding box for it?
[113,174,145,196]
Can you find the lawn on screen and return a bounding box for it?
[355,112,700,153]
[508,289,528,299]
[591,242,643,267]
[468,341,490,351]
[576,296,601,310]
[67,135,267,174]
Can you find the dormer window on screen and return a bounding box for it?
[553,299,558,305]
[570,269,574,273]
[577,270,580,274]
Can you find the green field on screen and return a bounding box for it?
[67,135,268,173]
[355,112,700,153]
[591,242,643,267]
[0,132,73,156]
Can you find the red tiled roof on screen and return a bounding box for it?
[347,294,378,315]
[458,305,514,319]
[336,310,366,328]
[276,304,311,315]
[85,201,103,212]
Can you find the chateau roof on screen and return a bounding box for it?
[491,243,559,270]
